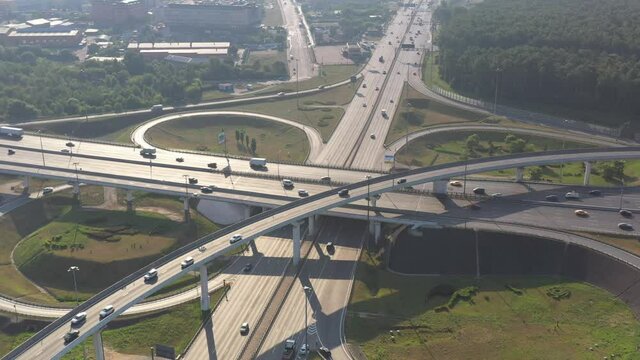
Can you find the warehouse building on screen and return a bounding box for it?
[162,0,261,29]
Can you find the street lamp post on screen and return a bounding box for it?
[295,58,300,110]
[72,162,80,203]
[67,266,80,306]
[303,285,312,356]
[365,175,371,248]
[493,67,502,114]
[182,174,189,198]
[619,178,625,210]
[37,130,46,167]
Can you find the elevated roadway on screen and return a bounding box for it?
[6,147,640,360]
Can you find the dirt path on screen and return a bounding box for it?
[105,348,150,360]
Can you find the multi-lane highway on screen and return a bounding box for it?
[280,0,316,81]
[7,147,640,360]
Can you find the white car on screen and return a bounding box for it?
[99,305,115,319]
[42,187,54,194]
[181,256,194,269]
[565,191,580,200]
[449,180,462,187]
[229,234,243,244]
[70,312,87,326]
[282,179,294,188]
[574,209,589,217]
[298,189,309,197]
[143,268,158,282]
[299,343,309,355]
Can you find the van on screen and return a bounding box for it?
[144,268,158,282]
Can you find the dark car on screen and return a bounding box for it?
[619,223,634,231]
[207,162,217,169]
[326,242,335,254]
[545,194,559,202]
[243,263,253,272]
[472,187,486,195]
[66,142,75,147]
[589,189,602,196]
[619,209,633,218]
[469,203,481,210]
[338,189,349,198]
[200,186,214,194]
[319,346,332,357]
[397,178,407,184]
[7,149,15,155]
[188,177,198,184]
[176,157,184,162]
[64,330,80,345]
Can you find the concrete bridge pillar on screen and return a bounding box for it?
[515,167,525,182]
[72,182,80,200]
[432,179,448,195]
[292,221,301,267]
[93,330,105,360]
[244,205,251,219]
[374,221,382,244]
[22,175,30,194]
[371,196,378,208]
[199,265,210,311]
[183,197,190,223]
[308,215,316,236]
[126,190,134,212]
[583,161,592,186]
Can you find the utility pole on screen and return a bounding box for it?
[295,58,300,110]
[303,286,312,355]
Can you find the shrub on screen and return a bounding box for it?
[546,286,571,300]
[505,284,524,295]
[446,286,479,309]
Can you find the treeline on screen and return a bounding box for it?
[0,47,288,122]
[434,0,640,123]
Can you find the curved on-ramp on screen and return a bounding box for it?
[131,110,325,163]
[9,147,640,360]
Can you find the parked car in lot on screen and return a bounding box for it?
[619,209,633,218]
[181,256,194,269]
[229,234,243,244]
[99,305,115,319]
[619,223,634,231]
[64,330,80,345]
[71,312,87,327]
[574,209,589,217]
[143,268,158,282]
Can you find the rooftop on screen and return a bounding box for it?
[127,41,230,49]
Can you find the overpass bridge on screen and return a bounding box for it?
[5,146,640,360]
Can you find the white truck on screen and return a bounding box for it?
[0,126,23,138]
[140,147,157,157]
[249,158,267,168]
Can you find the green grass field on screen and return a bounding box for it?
[146,114,310,162]
[259,64,360,94]
[262,0,283,26]
[347,253,640,360]
[421,52,454,92]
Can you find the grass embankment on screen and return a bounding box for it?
[263,0,284,26]
[0,187,108,304]
[574,232,640,258]
[146,114,310,163]
[8,192,218,303]
[261,64,360,94]
[347,253,640,359]
[421,52,454,92]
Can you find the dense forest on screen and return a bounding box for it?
[434,0,640,124]
[0,47,288,122]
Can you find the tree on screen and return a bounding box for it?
[508,138,526,153]
[123,51,145,76]
[465,133,480,152]
[250,138,257,154]
[235,130,240,143]
[245,134,250,147]
[7,99,38,121]
[529,167,543,181]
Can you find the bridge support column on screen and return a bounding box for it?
[374,221,382,244]
[199,265,210,311]
[515,167,524,182]
[432,179,448,195]
[183,197,190,223]
[22,175,30,194]
[308,215,316,236]
[126,190,134,212]
[72,182,80,200]
[292,221,301,267]
[244,205,251,219]
[583,161,592,186]
[93,330,105,360]
[371,196,378,208]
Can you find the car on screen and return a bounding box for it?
[565,191,580,200]
[64,329,80,345]
[7,149,15,155]
[176,157,184,162]
[619,223,634,231]
[362,83,367,88]
[319,346,332,357]
[574,209,589,217]
[61,149,70,153]
[449,180,462,187]
[397,71,400,75]
[42,187,54,194]
[370,134,376,139]
[320,176,331,182]
[66,142,75,147]
[338,189,349,197]
[282,179,294,188]
[200,186,213,194]
[229,234,243,244]
[390,99,394,103]
[318,85,326,89]
[490,193,503,198]
[326,242,335,254]
[144,268,158,282]
[362,103,367,107]
[413,72,417,76]
[619,209,633,218]
[472,187,486,195]
[188,177,198,184]
[299,344,309,356]
[277,92,286,97]
[283,338,296,359]
[388,41,392,45]
[243,263,253,272]
[298,189,309,197]
[99,305,114,319]
[375,87,380,91]
[397,178,407,184]
[181,256,194,269]
[545,194,559,202]
[207,162,217,169]
[589,189,602,196]
[382,70,387,75]
[70,312,87,327]
[240,322,250,335]
[469,203,481,210]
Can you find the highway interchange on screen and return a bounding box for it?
[3,0,640,360]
